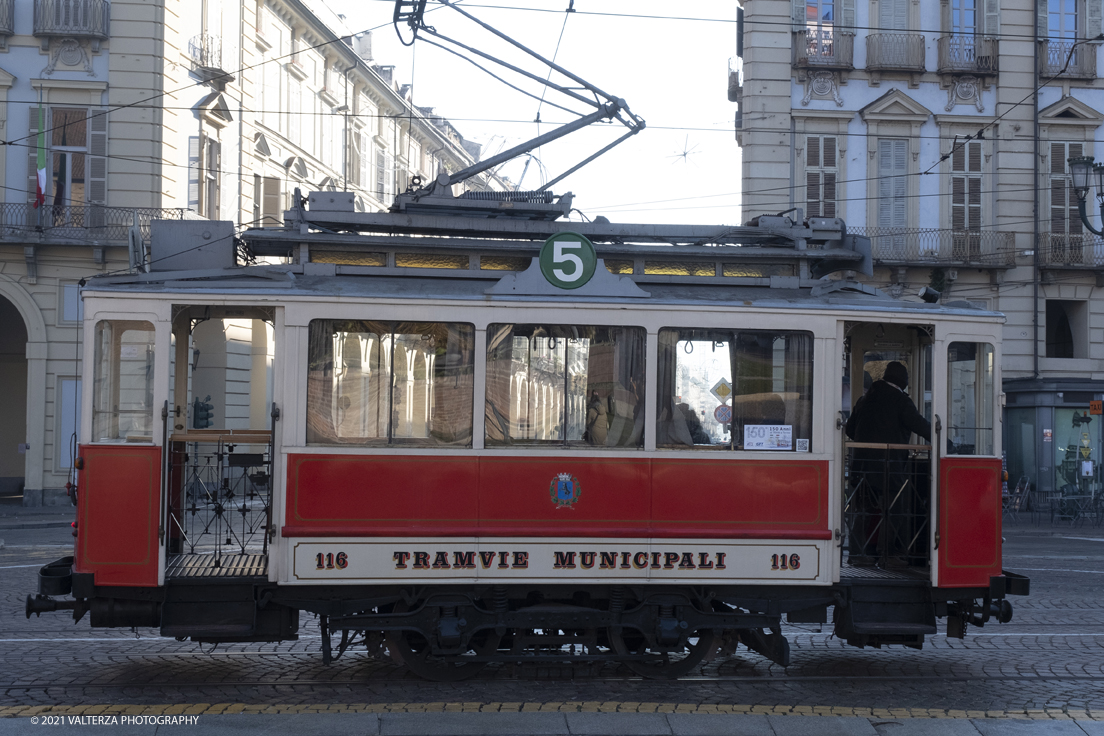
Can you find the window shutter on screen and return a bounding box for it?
[188,135,201,212]
[793,0,805,31]
[805,134,837,218]
[823,172,837,217]
[983,0,999,36]
[877,140,893,228]
[209,138,221,220]
[263,53,280,132]
[375,146,385,201]
[1089,0,1103,42]
[1037,0,1047,36]
[27,106,42,205]
[952,176,966,231]
[878,139,908,230]
[1049,142,1082,237]
[359,132,370,190]
[384,152,394,201]
[1051,142,1066,175]
[87,108,108,226]
[1051,178,1068,234]
[262,176,281,225]
[892,140,907,228]
[968,140,982,173]
[840,0,855,30]
[288,79,300,144]
[880,0,907,31]
[807,171,822,217]
[968,175,981,230]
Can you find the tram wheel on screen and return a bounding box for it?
[386,601,502,682]
[608,623,716,680]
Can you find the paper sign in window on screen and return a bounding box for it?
[744,424,792,450]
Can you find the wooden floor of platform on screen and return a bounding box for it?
[166,553,268,579]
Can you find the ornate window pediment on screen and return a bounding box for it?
[859,89,932,124]
[1038,96,1104,128]
[254,132,272,158]
[198,92,233,129]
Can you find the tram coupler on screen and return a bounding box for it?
[25,593,87,623]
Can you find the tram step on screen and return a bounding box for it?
[160,600,256,638]
[842,600,937,637]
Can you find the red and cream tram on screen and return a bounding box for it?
[26,196,1028,680]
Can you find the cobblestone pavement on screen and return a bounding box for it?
[1,522,1102,721]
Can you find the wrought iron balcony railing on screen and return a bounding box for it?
[866,33,926,72]
[793,28,855,70]
[937,35,998,75]
[848,227,1015,267]
[4,204,186,243]
[34,0,109,40]
[0,0,14,37]
[1040,40,1097,79]
[1038,232,1104,268]
[188,33,223,73]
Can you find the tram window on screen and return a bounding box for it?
[657,329,813,451]
[92,320,156,443]
[484,325,645,448]
[947,342,995,456]
[306,320,475,446]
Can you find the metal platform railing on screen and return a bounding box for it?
[165,432,273,574]
[843,442,931,569]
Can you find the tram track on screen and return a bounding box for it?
[3,673,1104,691]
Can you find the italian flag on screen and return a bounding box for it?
[33,108,46,209]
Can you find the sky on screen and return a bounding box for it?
[331,0,743,226]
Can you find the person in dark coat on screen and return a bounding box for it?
[846,361,930,447]
[845,361,931,562]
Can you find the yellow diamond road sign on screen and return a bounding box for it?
[711,378,733,404]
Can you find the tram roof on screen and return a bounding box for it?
[94,210,1001,321]
[81,266,1003,321]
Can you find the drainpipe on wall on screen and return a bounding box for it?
[237,0,245,227]
[1033,0,1041,379]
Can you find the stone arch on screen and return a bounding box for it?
[0,277,45,505]
[0,276,47,344]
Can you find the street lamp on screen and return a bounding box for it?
[1067,155,1104,236]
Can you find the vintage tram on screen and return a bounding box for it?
[26,191,1028,680]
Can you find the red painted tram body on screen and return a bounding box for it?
[27,203,1028,679]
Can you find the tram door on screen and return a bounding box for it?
[842,323,934,570]
[164,306,276,572]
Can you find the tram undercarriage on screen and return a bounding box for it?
[28,572,1026,680]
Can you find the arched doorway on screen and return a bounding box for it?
[0,296,27,504]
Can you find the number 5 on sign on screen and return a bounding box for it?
[540,232,598,290]
[553,241,584,282]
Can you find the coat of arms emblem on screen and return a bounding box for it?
[549,472,581,508]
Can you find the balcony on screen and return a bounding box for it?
[848,227,1015,267]
[1038,232,1104,269]
[0,0,14,40]
[34,0,109,50]
[4,203,186,243]
[937,35,998,76]
[1040,40,1096,80]
[728,58,742,102]
[866,33,926,74]
[793,28,854,72]
[188,33,230,84]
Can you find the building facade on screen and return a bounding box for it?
[0,0,501,505]
[733,0,1104,497]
